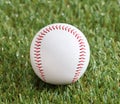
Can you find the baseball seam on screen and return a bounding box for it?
[34,24,86,83]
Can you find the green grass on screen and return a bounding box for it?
[0,0,120,104]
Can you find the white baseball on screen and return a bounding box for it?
[30,23,90,85]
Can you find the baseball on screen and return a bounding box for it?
[30,23,90,85]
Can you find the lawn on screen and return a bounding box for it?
[0,0,120,104]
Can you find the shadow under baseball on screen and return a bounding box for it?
[32,74,69,92]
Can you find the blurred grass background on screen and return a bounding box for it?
[0,0,120,104]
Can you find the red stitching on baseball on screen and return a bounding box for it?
[68,28,71,32]
[46,28,50,32]
[79,60,85,62]
[34,47,40,50]
[36,36,42,41]
[74,72,80,77]
[59,25,61,30]
[72,33,86,83]
[80,51,86,53]
[35,59,41,62]
[33,24,86,83]
[35,43,41,47]
[43,30,47,34]
[35,56,41,59]
[79,57,85,60]
[35,41,41,44]
[65,26,68,31]
[80,54,86,56]
[36,37,42,41]
[55,25,58,30]
[40,32,46,36]
[80,48,86,50]
[73,31,77,35]
[34,50,40,53]
[72,78,77,81]
[75,34,78,38]
[79,41,85,44]
[70,29,74,33]
[77,63,84,66]
[79,45,85,47]
[62,25,65,30]
[75,69,81,72]
[34,33,46,81]
[37,65,42,69]
[39,69,43,71]
[77,66,83,68]
[34,53,40,56]
[52,26,55,30]
[38,35,44,38]
[76,36,80,39]
[36,63,42,65]
[49,26,52,31]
